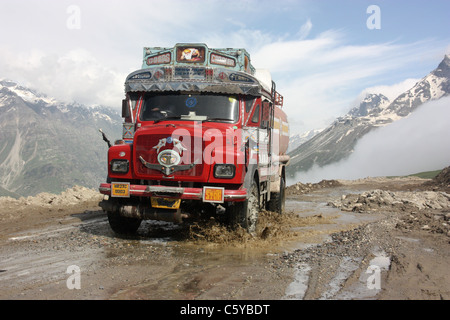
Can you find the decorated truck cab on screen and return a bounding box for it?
[99,43,290,234]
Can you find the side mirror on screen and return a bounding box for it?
[122,99,130,118]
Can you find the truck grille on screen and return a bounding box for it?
[134,134,204,179]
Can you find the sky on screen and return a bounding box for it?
[0,0,449,136]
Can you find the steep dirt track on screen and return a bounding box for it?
[0,177,449,300]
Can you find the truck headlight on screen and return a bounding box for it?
[214,164,235,179]
[111,159,129,173]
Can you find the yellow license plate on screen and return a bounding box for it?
[111,182,130,198]
[151,198,181,209]
[203,187,224,203]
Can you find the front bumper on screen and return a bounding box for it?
[98,183,247,202]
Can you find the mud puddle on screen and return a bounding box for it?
[284,198,383,247]
[103,194,385,300]
[2,176,448,300]
[0,186,386,300]
[281,195,387,300]
[103,209,341,299]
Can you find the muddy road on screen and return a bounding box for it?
[0,177,449,301]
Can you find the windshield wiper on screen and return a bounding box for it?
[153,116,183,124]
[202,118,234,123]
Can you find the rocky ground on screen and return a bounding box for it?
[0,168,449,301]
[283,168,450,300]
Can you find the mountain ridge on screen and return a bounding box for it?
[287,54,450,179]
[287,128,323,153]
[0,79,122,197]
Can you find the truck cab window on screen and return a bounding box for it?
[251,104,260,124]
[244,96,255,113]
[139,93,239,123]
[126,93,138,112]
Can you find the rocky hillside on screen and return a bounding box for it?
[0,80,122,197]
[287,54,450,178]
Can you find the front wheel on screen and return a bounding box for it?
[107,210,142,235]
[228,180,259,233]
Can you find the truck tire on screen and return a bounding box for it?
[107,210,142,235]
[228,180,259,233]
[267,176,286,215]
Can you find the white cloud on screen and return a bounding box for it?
[251,36,449,135]
[0,48,125,107]
[0,0,448,126]
[360,78,420,101]
[289,97,450,184]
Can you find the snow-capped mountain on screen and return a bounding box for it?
[384,54,450,117]
[0,79,122,197]
[347,93,390,118]
[287,54,450,178]
[0,80,56,105]
[287,129,323,153]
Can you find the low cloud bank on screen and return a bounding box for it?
[290,96,450,184]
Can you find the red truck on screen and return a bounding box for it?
[99,43,290,234]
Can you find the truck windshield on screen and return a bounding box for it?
[140,93,239,123]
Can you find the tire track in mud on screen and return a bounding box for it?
[0,213,108,298]
[3,177,447,300]
[0,202,349,300]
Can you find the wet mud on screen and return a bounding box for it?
[0,177,448,300]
